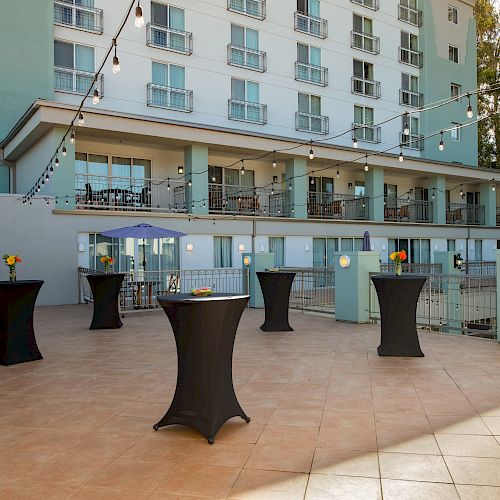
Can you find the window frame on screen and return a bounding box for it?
[448,45,459,64]
[448,5,459,25]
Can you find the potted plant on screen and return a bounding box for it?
[3,254,22,282]
[389,250,407,276]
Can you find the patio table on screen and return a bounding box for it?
[371,275,426,357]
[257,272,295,331]
[86,273,125,329]
[0,280,44,365]
[155,293,250,444]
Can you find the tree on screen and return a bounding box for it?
[474,0,500,169]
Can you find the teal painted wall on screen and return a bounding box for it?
[420,0,478,167]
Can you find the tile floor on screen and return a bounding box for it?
[1,305,500,499]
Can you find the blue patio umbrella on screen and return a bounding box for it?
[101,223,186,270]
[362,231,371,251]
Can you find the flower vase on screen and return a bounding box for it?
[395,263,402,276]
[9,270,16,282]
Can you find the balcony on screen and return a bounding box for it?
[497,207,500,226]
[228,99,267,124]
[352,123,381,143]
[75,174,187,213]
[295,62,328,87]
[146,23,193,55]
[398,3,423,27]
[401,132,425,151]
[400,88,424,108]
[54,67,103,96]
[295,112,329,135]
[294,11,328,39]
[447,203,485,225]
[147,83,193,112]
[209,184,288,217]
[384,198,433,223]
[308,193,368,220]
[227,0,266,20]
[227,44,267,72]
[399,47,423,68]
[351,31,380,55]
[54,0,103,34]
[351,76,381,99]
[350,0,380,10]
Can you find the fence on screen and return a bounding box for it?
[462,261,496,276]
[380,263,442,274]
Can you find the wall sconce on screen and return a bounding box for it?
[259,244,265,252]
[382,245,387,251]
[305,244,310,252]
[370,244,375,251]
[243,255,251,266]
[348,182,353,189]
[238,243,245,252]
[339,255,351,268]
[177,166,184,175]
[186,243,194,252]
[454,253,463,269]
[78,242,85,252]
[273,175,278,183]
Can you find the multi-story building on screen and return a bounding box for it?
[0,0,497,305]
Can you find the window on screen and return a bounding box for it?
[229,78,264,122]
[401,31,419,51]
[402,115,421,149]
[149,2,190,53]
[352,14,378,53]
[229,24,263,70]
[231,24,259,50]
[451,122,461,142]
[448,5,458,24]
[54,0,102,33]
[355,181,365,197]
[354,105,374,126]
[297,93,326,132]
[353,60,373,81]
[214,236,233,268]
[151,2,185,30]
[313,238,337,267]
[474,240,482,261]
[269,237,285,267]
[296,43,326,85]
[297,43,321,66]
[451,83,461,100]
[401,73,421,107]
[150,62,190,110]
[298,93,321,115]
[449,45,459,64]
[388,238,430,263]
[447,239,456,252]
[231,78,259,103]
[152,62,185,89]
[208,166,255,212]
[400,31,421,67]
[54,40,95,93]
[354,105,378,142]
[353,14,373,35]
[297,0,320,15]
[402,73,419,93]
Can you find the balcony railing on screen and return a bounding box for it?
[308,193,368,220]
[400,88,424,108]
[295,62,328,86]
[352,123,381,143]
[294,11,328,39]
[75,174,187,213]
[447,203,485,225]
[147,83,193,112]
[146,23,193,55]
[228,99,267,124]
[350,0,380,11]
[295,112,329,134]
[351,31,380,54]
[398,3,423,27]
[351,76,381,98]
[399,47,423,68]
[401,132,425,151]
[497,207,500,226]
[208,184,288,217]
[54,0,103,33]
[384,198,433,223]
[54,67,103,96]
[227,44,267,72]
[227,0,266,19]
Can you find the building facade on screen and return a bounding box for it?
[0,0,498,306]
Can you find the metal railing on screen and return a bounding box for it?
[350,0,380,11]
[369,272,496,337]
[384,198,433,223]
[79,267,244,311]
[352,76,381,98]
[295,61,328,86]
[208,184,288,217]
[54,0,103,33]
[351,31,381,54]
[228,99,267,124]
[380,263,442,274]
[308,193,368,220]
[295,112,329,135]
[399,47,423,68]
[352,123,381,144]
[462,261,496,276]
[277,267,335,314]
[75,174,187,213]
[400,88,424,108]
[294,11,328,39]
[401,132,425,151]
[146,23,193,55]
[147,83,193,112]
[497,207,500,226]
[227,44,267,72]
[54,67,103,96]
[227,0,266,19]
[446,203,485,225]
[398,3,423,27]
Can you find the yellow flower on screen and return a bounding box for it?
[389,252,397,261]
[6,256,15,266]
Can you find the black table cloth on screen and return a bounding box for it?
[257,272,295,332]
[0,280,44,365]
[155,293,250,444]
[86,273,125,330]
[371,275,427,357]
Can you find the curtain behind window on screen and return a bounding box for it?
[313,238,326,267]
[152,2,167,26]
[214,236,232,267]
[245,28,259,50]
[326,238,337,267]
[169,6,185,30]
[75,44,94,72]
[231,78,245,100]
[152,62,168,86]
[112,157,131,178]
[269,237,285,267]
[169,65,185,89]
[54,41,74,68]
[231,25,244,46]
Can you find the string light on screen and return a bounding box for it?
[240,161,245,175]
[439,130,445,151]
[78,113,84,126]
[352,136,358,149]
[271,183,274,195]
[336,169,340,178]
[49,164,54,175]
[398,147,404,162]
[288,180,292,190]
[112,39,120,74]
[92,88,100,104]
[466,93,474,119]
[65,196,69,206]
[459,185,464,198]
[188,176,192,187]
[70,130,75,143]
[211,174,216,182]
[55,156,59,168]
[492,182,496,192]
[364,156,369,172]
[167,178,170,190]
[135,0,144,27]
[431,189,435,200]
[309,140,314,160]
[403,112,410,136]
[272,151,277,168]
[62,144,67,157]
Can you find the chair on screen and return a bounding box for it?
[399,205,409,220]
[332,200,343,217]
[85,183,93,205]
[167,274,180,294]
[140,186,151,208]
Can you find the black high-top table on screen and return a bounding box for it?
[0,280,44,365]
[86,273,125,329]
[257,272,295,331]
[371,275,427,357]
[155,293,250,444]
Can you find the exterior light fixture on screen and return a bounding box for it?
[339,255,351,268]
[112,39,120,74]
[454,253,463,269]
[92,88,100,104]
[177,166,184,174]
[309,140,314,160]
[78,113,84,126]
[135,1,145,27]
[243,255,251,266]
[186,243,194,252]
[238,243,245,252]
[439,130,445,151]
[466,93,473,119]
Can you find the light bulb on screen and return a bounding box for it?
[353,137,358,148]
[240,164,245,175]
[439,131,444,151]
[112,55,120,74]
[336,170,340,178]
[55,157,59,168]
[492,184,496,192]
[62,145,67,157]
[289,182,292,190]
[65,197,69,206]
[93,88,100,104]
[135,5,144,27]
[310,177,315,185]
[78,113,84,126]
[188,179,192,187]
[403,123,410,136]
[272,159,277,168]
[309,148,314,160]
[466,105,473,119]
[364,163,369,172]
[399,150,404,162]
[70,131,75,143]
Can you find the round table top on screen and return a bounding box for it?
[0,280,44,286]
[158,293,250,305]
[371,274,427,282]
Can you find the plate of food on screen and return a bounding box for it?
[190,287,214,297]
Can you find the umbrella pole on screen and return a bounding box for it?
[142,238,147,271]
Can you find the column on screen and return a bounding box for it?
[242,253,275,308]
[285,157,308,219]
[496,250,500,341]
[365,165,384,222]
[428,175,446,224]
[480,181,496,227]
[434,251,461,334]
[184,144,208,215]
[52,126,76,209]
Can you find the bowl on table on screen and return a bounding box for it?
[190,287,214,297]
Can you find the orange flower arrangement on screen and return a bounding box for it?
[100,255,113,273]
[3,254,22,282]
[390,250,407,276]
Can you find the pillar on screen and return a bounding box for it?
[52,126,75,209]
[365,166,384,222]
[434,251,461,334]
[497,250,500,341]
[242,253,275,308]
[429,175,446,225]
[184,144,208,215]
[285,157,308,219]
[480,181,496,227]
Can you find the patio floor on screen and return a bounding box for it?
[2,305,500,499]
